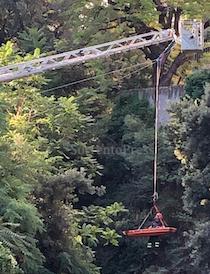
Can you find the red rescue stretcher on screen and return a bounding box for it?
[123,226,177,237]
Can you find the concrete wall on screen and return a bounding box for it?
[139,85,185,124]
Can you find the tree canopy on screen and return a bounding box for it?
[0,0,210,273]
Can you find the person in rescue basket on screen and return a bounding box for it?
[147,212,164,248]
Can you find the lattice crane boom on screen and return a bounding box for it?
[0,30,174,82]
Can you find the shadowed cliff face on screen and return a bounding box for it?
[139,85,184,124]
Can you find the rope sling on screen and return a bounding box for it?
[123,40,177,237]
[137,55,163,230]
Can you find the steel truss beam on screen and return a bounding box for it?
[0,30,174,82]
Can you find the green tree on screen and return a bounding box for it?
[95,92,182,274]
[0,243,22,274]
[166,86,210,273]
[18,27,47,52]
[0,41,126,273]
[0,42,50,273]
[185,70,210,99]
[53,0,209,88]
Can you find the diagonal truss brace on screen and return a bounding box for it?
[0,30,174,82]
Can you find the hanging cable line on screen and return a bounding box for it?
[42,60,155,93]
[123,40,177,239]
[153,58,161,204]
[153,40,176,205]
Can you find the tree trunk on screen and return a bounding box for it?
[159,52,190,86]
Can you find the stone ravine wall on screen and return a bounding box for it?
[139,85,185,124]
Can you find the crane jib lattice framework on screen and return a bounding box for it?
[0,20,204,82]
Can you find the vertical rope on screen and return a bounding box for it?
[153,59,161,204]
[137,40,175,229]
[153,40,175,204]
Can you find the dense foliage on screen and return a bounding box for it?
[185,70,210,99]
[0,0,209,273]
